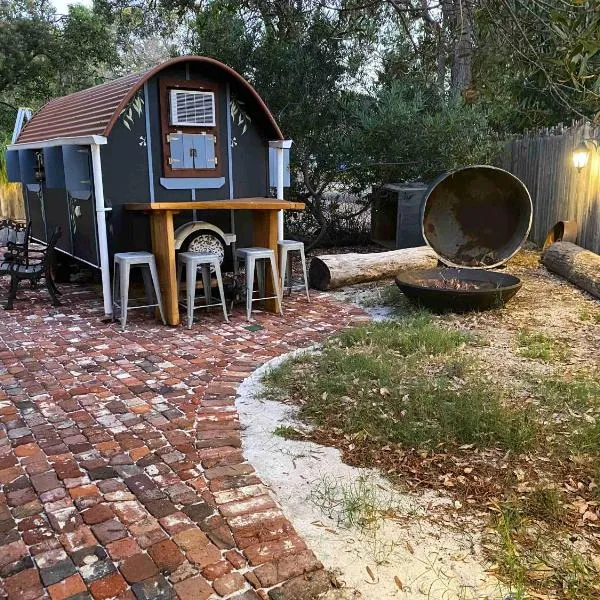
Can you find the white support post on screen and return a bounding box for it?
[276,147,284,240]
[90,144,113,317]
[269,139,293,241]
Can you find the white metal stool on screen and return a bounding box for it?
[177,252,229,329]
[235,247,282,320]
[112,252,166,331]
[278,240,310,302]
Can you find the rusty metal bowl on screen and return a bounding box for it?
[422,166,532,269]
[395,267,522,312]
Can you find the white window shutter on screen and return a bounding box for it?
[170,90,216,127]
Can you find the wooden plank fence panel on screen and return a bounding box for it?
[500,120,600,254]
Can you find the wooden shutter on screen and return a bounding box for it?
[191,134,216,169]
[182,134,196,169]
[168,133,185,170]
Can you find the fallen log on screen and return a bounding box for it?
[542,241,600,300]
[309,246,438,291]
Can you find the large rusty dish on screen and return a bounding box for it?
[395,268,522,312]
[422,166,532,268]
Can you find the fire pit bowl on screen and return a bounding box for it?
[395,267,522,312]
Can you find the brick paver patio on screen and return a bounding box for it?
[0,283,365,600]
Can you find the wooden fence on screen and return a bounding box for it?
[500,120,600,253]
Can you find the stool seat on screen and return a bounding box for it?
[278,240,304,248]
[278,240,310,302]
[177,252,229,328]
[114,251,154,264]
[236,247,274,259]
[112,252,165,330]
[235,247,282,320]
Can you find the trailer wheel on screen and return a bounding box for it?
[181,231,226,272]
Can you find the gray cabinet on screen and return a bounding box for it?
[371,183,427,249]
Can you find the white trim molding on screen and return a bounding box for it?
[8,135,108,151]
[269,140,293,240]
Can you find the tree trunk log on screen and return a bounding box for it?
[542,242,600,300]
[309,247,438,291]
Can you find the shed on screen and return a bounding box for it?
[6,55,292,316]
[370,183,427,249]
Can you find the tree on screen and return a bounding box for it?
[0,0,119,133]
[476,0,600,130]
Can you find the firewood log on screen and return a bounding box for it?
[542,242,600,300]
[309,247,438,291]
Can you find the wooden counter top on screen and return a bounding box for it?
[125,198,305,211]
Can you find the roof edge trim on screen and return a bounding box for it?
[8,135,108,151]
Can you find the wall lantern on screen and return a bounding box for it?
[573,139,599,172]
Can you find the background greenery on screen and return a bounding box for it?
[1,0,599,243]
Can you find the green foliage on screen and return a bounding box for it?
[477,0,600,130]
[355,82,499,183]
[0,0,119,133]
[489,501,600,600]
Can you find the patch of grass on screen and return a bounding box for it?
[517,331,564,361]
[264,316,536,453]
[534,376,600,411]
[311,474,396,529]
[579,308,600,324]
[573,418,600,455]
[531,374,600,456]
[493,505,528,600]
[310,475,399,564]
[272,425,306,440]
[524,487,566,524]
[335,312,470,356]
[489,502,600,600]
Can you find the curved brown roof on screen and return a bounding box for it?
[16,56,283,145]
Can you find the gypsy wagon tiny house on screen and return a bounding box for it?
[6,56,292,317]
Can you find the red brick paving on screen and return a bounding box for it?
[0,283,365,600]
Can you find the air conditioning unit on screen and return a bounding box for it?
[170,89,215,127]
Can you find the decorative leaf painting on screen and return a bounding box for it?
[120,91,144,131]
[230,95,251,136]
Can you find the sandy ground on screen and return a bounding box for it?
[237,352,504,600]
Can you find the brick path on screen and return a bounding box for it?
[0,283,365,600]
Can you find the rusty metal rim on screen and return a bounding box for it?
[543,220,578,250]
[420,165,533,270]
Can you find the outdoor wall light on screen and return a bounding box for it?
[572,139,599,172]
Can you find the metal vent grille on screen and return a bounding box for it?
[170,90,215,127]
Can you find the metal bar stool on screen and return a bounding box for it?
[235,247,282,320]
[112,252,166,330]
[278,240,310,302]
[177,252,229,329]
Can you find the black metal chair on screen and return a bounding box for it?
[0,220,31,256]
[4,227,62,309]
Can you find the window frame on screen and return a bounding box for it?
[159,78,222,178]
